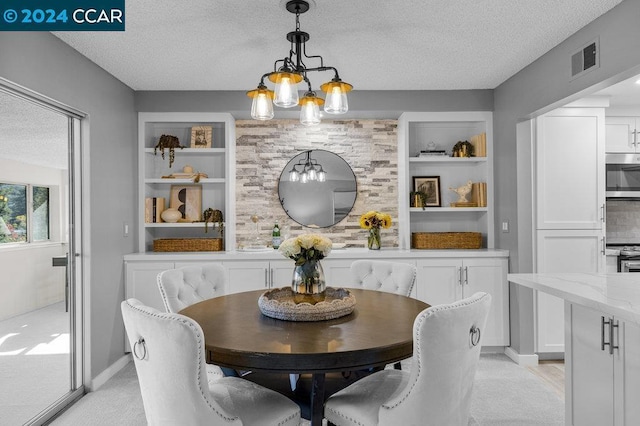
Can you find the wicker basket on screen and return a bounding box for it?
[411,232,482,249]
[153,238,223,252]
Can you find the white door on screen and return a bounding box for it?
[536,230,603,353]
[615,320,640,425]
[464,258,509,346]
[416,259,461,305]
[605,117,637,153]
[568,304,614,426]
[225,261,269,293]
[270,260,295,288]
[536,108,605,230]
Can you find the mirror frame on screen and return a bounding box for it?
[278,149,357,228]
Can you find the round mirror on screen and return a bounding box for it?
[278,150,357,228]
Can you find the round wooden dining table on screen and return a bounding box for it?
[179,288,429,426]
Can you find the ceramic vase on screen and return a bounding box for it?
[160,207,182,223]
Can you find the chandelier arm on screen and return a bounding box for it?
[302,42,325,68]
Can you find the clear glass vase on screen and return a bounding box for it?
[368,227,381,250]
[291,260,326,304]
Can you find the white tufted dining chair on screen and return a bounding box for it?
[157,264,227,379]
[349,260,416,297]
[324,292,491,426]
[121,298,302,426]
[350,260,416,370]
[157,264,226,314]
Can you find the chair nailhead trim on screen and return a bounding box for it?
[126,301,238,422]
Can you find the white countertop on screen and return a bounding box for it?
[508,273,640,325]
[124,247,509,261]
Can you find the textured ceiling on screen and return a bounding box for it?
[53,0,624,91]
[2,0,635,171]
[0,92,68,170]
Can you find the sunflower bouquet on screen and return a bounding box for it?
[359,211,392,249]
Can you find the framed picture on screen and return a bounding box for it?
[169,184,202,221]
[413,176,441,207]
[190,125,212,148]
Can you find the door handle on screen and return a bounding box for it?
[463,266,469,285]
[264,269,268,288]
[609,318,619,355]
[601,237,606,255]
[457,267,462,285]
[601,203,606,223]
[270,268,274,288]
[601,316,610,351]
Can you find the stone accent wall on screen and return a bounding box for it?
[235,119,398,248]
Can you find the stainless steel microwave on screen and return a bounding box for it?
[606,153,640,198]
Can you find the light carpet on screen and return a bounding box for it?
[50,353,563,425]
[0,302,70,426]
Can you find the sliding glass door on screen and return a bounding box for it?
[0,82,85,425]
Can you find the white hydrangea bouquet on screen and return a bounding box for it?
[278,233,332,266]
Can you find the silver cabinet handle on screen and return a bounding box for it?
[264,269,268,288]
[464,266,469,285]
[609,318,619,355]
[601,316,610,351]
[601,204,606,223]
[601,237,606,255]
[270,268,274,288]
[458,267,462,285]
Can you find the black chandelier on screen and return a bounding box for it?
[288,150,327,183]
[246,0,353,126]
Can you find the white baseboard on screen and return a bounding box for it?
[504,346,539,366]
[89,353,132,391]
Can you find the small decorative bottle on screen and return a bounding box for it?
[272,220,281,249]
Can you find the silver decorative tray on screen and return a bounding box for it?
[258,287,356,322]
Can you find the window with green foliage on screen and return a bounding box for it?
[0,183,50,244]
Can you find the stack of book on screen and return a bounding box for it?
[470,133,487,157]
[145,197,166,223]
[418,150,448,157]
[471,182,487,207]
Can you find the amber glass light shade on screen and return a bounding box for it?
[299,94,324,126]
[270,72,303,108]
[320,80,352,115]
[247,87,275,120]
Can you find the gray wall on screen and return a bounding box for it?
[0,33,137,381]
[135,89,494,119]
[494,0,640,353]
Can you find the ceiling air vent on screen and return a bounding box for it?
[571,38,599,79]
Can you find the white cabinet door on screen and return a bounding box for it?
[125,261,174,311]
[270,260,295,288]
[323,259,355,289]
[464,257,509,346]
[536,230,604,353]
[567,303,614,426]
[606,117,637,153]
[224,260,269,294]
[615,320,640,426]
[536,108,605,230]
[417,257,508,346]
[416,259,461,306]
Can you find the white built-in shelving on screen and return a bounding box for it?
[137,112,236,252]
[398,112,494,249]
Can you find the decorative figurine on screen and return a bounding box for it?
[449,180,473,204]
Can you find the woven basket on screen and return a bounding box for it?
[411,232,482,249]
[153,238,223,252]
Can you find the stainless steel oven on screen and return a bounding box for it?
[606,153,640,198]
[613,246,640,272]
[620,258,640,272]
